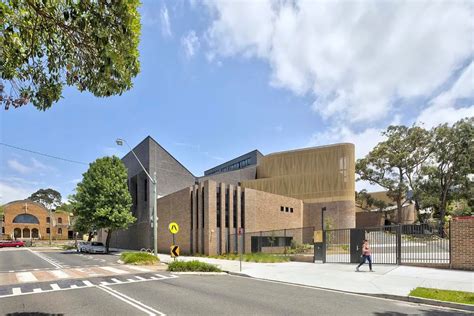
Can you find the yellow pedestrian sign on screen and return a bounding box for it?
[169,222,179,234]
[171,245,180,257]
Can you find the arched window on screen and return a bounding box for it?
[58,217,62,224]
[23,228,30,238]
[14,228,21,238]
[32,228,39,238]
[13,214,39,224]
[58,228,62,235]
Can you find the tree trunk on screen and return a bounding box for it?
[396,200,402,224]
[105,229,113,254]
[439,190,448,238]
[87,232,93,241]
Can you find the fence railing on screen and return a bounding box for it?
[324,223,451,265]
[227,227,316,261]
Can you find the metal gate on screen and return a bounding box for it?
[321,223,450,265]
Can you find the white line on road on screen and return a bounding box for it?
[100,266,128,274]
[12,288,22,295]
[126,266,151,272]
[16,272,38,283]
[97,285,166,316]
[70,285,78,289]
[50,283,60,290]
[33,288,42,293]
[111,278,122,284]
[135,276,146,280]
[82,280,94,287]
[26,248,63,269]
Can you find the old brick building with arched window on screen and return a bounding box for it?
[1,200,72,240]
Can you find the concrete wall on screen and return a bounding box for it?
[451,216,474,270]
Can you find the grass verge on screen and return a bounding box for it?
[410,287,474,305]
[120,252,159,265]
[197,252,290,263]
[167,260,221,272]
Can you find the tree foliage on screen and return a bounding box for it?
[28,188,62,210]
[0,0,141,110]
[71,156,134,252]
[356,125,431,222]
[415,118,474,235]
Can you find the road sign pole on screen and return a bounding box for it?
[172,233,176,261]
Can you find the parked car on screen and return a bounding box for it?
[77,241,90,253]
[88,242,106,254]
[0,240,25,248]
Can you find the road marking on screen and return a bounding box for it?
[154,274,168,279]
[126,266,151,272]
[50,283,60,290]
[127,278,135,282]
[135,276,146,280]
[82,280,94,287]
[26,249,63,269]
[100,267,128,274]
[100,281,110,285]
[33,288,42,293]
[97,285,165,316]
[111,278,122,284]
[12,288,21,295]
[49,270,70,279]
[70,285,78,289]
[16,272,38,283]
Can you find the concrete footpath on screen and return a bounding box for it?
[159,254,474,297]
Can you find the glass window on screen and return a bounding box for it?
[285,207,289,212]
[58,228,62,235]
[58,217,62,224]
[46,228,50,234]
[280,206,284,212]
[144,178,148,201]
[13,214,40,224]
[290,208,294,213]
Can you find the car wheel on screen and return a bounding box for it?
[16,245,19,248]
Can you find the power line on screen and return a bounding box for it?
[0,142,88,165]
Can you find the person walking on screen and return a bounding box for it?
[356,239,373,272]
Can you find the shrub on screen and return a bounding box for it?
[167,260,221,272]
[120,252,159,265]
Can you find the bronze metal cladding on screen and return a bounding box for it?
[241,143,355,203]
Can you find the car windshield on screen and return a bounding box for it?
[91,242,104,246]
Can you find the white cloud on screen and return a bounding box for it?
[7,158,53,174]
[8,160,31,174]
[0,181,37,204]
[204,0,473,125]
[416,62,474,128]
[160,5,172,38]
[181,30,200,59]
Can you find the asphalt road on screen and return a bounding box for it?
[0,274,468,315]
[0,248,120,272]
[0,249,54,272]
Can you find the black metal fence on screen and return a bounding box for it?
[227,227,316,262]
[323,223,451,265]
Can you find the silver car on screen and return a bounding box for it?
[77,241,90,253]
[88,242,106,254]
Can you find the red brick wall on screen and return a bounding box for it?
[451,216,474,270]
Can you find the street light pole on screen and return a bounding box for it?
[116,138,158,257]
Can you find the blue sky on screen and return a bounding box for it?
[1,0,473,204]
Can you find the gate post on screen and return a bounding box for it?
[322,229,326,263]
[396,225,402,265]
[449,220,452,269]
